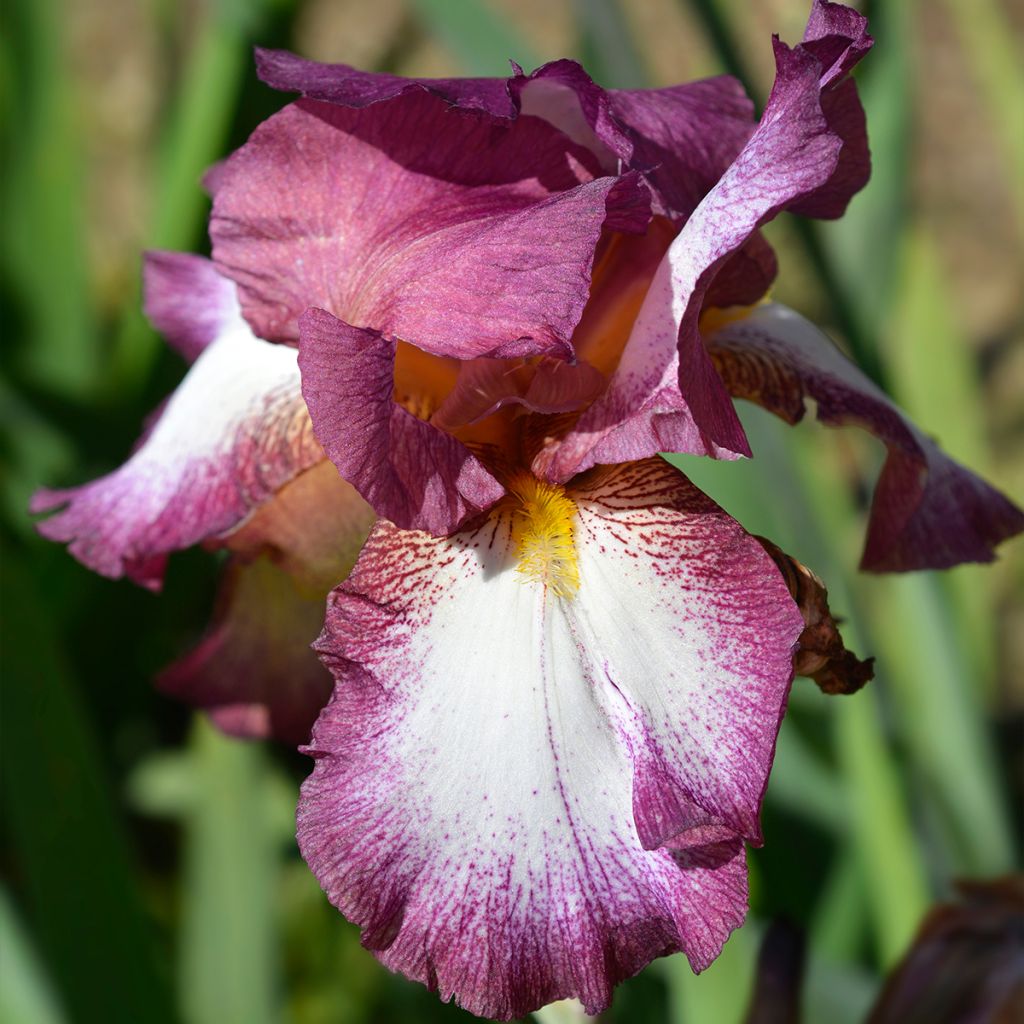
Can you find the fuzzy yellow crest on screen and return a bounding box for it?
[509,475,580,599]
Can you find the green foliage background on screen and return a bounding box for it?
[2,1,1021,1022]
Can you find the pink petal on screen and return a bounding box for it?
[161,460,374,743]
[517,60,757,220]
[257,50,757,223]
[298,308,506,534]
[31,318,319,590]
[298,458,802,1018]
[538,2,872,481]
[142,252,241,363]
[255,47,517,115]
[708,303,1024,571]
[210,92,648,357]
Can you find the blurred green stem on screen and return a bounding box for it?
[0,888,70,1024]
[109,1,256,395]
[1,544,175,1023]
[179,717,285,1024]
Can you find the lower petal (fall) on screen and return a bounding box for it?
[31,320,318,589]
[299,458,802,1019]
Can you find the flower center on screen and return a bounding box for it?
[509,475,580,599]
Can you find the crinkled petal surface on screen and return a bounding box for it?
[161,461,375,742]
[256,49,756,223]
[299,458,802,1019]
[31,312,318,589]
[707,303,1024,571]
[211,90,648,357]
[538,0,872,481]
[298,309,506,534]
[514,61,757,220]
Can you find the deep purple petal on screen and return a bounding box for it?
[708,304,1024,571]
[211,91,647,357]
[298,308,505,534]
[255,47,517,115]
[298,458,801,1018]
[516,60,759,218]
[537,2,873,479]
[31,319,319,590]
[258,48,756,224]
[605,75,757,219]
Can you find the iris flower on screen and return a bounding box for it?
[31,1,1022,1018]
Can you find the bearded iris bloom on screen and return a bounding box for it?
[31,0,1023,1019]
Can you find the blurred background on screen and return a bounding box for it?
[2,0,1021,1021]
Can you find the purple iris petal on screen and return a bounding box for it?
[707,303,1024,571]
[210,90,648,358]
[539,0,874,480]
[300,458,803,1019]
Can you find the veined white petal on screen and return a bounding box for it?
[300,458,802,1019]
[32,314,320,589]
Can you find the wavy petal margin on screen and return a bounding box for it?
[538,0,872,480]
[211,91,648,358]
[708,303,1024,571]
[299,458,802,1018]
[31,314,319,590]
[256,49,755,222]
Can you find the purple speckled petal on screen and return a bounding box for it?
[31,316,319,590]
[298,308,505,535]
[537,1,872,481]
[142,252,241,363]
[707,303,1024,571]
[211,91,648,357]
[298,458,802,1018]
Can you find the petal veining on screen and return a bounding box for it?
[211,91,648,358]
[299,459,802,1018]
[539,0,873,481]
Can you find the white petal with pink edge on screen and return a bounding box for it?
[31,320,319,589]
[299,459,802,1019]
